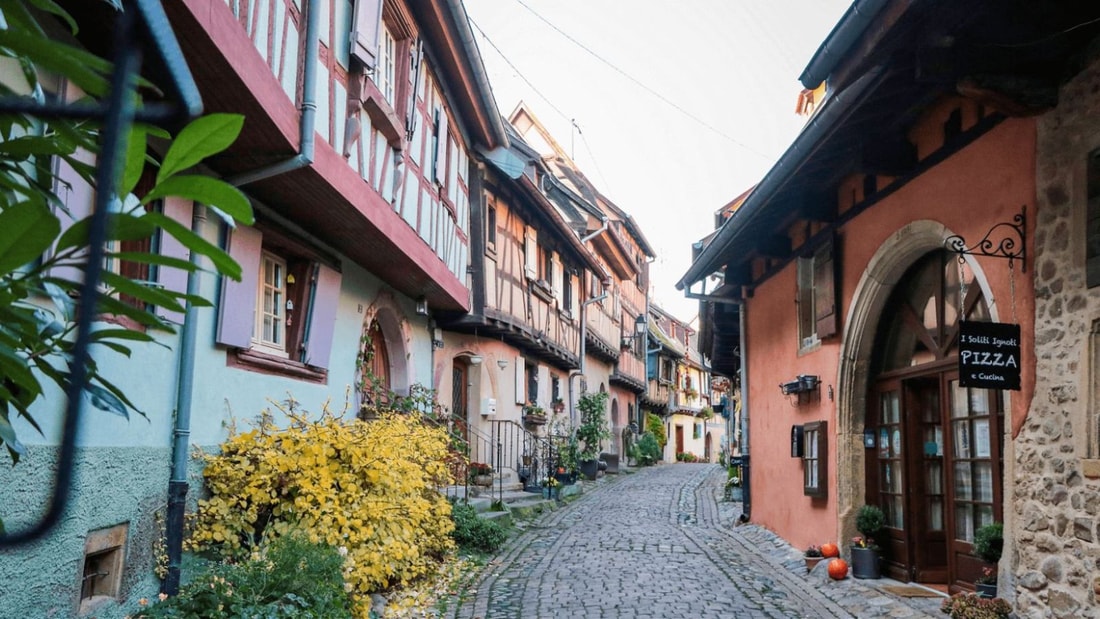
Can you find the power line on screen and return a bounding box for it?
[513,0,773,162]
[467,16,572,123]
[469,15,614,192]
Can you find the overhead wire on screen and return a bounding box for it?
[513,0,773,162]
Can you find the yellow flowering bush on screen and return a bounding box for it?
[188,401,456,617]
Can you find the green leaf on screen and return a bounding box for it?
[94,294,173,331]
[94,341,132,358]
[120,124,147,197]
[157,114,244,183]
[0,202,60,275]
[23,0,78,34]
[0,345,42,407]
[0,28,110,97]
[86,383,128,419]
[144,175,254,226]
[90,375,145,421]
[89,328,155,344]
[99,271,185,313]
[0,411,25,465]
[55,212,156,252]
[142,212,243,281]
[106,251,199,273]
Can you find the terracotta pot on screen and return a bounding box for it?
[805,557,824,573]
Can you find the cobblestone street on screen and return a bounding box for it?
[451,464,946,619]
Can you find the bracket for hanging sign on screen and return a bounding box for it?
[944,205,1027,272]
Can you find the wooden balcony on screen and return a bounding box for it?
[611,351,646,393]
[641,379,672,410]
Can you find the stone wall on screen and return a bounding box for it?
[1022,54,1100,619]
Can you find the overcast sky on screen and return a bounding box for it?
[463,0,851,322]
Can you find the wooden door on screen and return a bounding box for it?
[675,425,684,455]
[904,376,947,582]
[452,362,469,445]
[871,381,910,580]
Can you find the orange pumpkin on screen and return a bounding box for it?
[820,542,839,558]
[827,558,849,580]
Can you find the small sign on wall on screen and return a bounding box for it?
[958,321,1021,390]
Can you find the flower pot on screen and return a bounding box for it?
[805,557,824,573]
[579,459,600,480]
[850,546,881,579]
[474,474,493,487]
[976,582,998,599]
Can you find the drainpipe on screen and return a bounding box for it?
[164,0,321,594]
[738,301,751,522]
[580,217,609,244]
[229,0,321,187]
[163,205,207,596]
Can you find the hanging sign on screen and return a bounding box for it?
[958,321,1021,390]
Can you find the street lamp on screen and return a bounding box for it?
[621,313,648,349]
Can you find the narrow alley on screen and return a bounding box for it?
[453,465,944,619]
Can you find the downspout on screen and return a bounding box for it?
[580,217,609,244]
[163,205,207,596]
[738,301,751,522]
[229,0,321,187]
[165,0,321,594]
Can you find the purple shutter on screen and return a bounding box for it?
[216,226,262,348]
[351,0,383,69]
[156,197,194,324]
[303,264,342,369]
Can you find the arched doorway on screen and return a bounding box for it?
[360,319,391,411]
[866,249,1004,589]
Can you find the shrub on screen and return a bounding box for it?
[676,452,700,463]
[646,413,667,448]
[973,522,1004,564]
[188,401,455,616]
[635,432,661,465]
[138,534,352,618]
[575,391,610,460]
[450,501,508,554]
[856,504,886,538]
[940,592,1011,618]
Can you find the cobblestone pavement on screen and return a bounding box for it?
[451,464,946,619]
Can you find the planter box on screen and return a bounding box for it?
[976,582,998,599]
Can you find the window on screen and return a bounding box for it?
[551,375,561,402]
[219,225,343,380]
[797,236,837,349]
[541,245,553,285]
[1087,148,1100,287]
[562,271,573,316]
[255,252,288,355]
[374,24,397,103]
[79,523,128,614]
[694,423,702,439]
[526,361,538,404]
[803,420,827,498]
[486,204,497,253]
[524,225,537,279]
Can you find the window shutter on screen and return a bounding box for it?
[303,263,342,369]
[514,356,526,404]
[351,0,383,70]
[155,197,194,324]
[524,226,537,279]
[216,226,263,348]
[551,253,563,303]
[435,107,448,184]
[814,236,838,339]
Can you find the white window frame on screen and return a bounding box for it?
[797,253,819,349]
[374,24,396,103]
[254,251,289,357]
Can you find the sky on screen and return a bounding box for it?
[463,0,851,322]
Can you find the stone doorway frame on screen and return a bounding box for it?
[834,220,1002,551]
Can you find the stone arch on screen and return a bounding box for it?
[835,220,999,544]
[358,289,412,407]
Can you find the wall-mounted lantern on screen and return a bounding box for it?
[780,374,821,405]
[620,314,648,349]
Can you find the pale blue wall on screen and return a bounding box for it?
[0,213,434,617]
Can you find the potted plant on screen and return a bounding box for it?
[551,398,565,414]
[724,469,742,502]
[804,545,824,573]
[851,504,885,579]
[575,391,610,480]
[940,592,1011,619]
[523,403,547,427]
[469,462,493,486]
[973,522,1003,598]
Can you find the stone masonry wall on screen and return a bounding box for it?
[1023,54,1100,619]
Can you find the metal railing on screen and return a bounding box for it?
[443,418,564,505]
